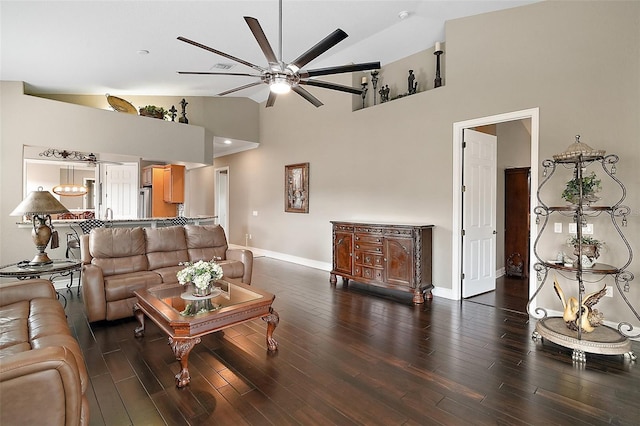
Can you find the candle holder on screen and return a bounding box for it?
[169,105,178,122]
[434,46,443,88]
[179,98,189,124]
[361,82,368,109]
[371,70,379,105]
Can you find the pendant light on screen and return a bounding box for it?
[53,165,88,196]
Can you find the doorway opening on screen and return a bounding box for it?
[214,167,230,240]
[452,108,539,312]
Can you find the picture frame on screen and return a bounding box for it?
[285,163,309,213]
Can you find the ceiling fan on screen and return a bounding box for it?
[177,0,380,107]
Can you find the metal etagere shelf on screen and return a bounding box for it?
[527,139,637,363]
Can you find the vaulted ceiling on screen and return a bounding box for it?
[1,1,538,103]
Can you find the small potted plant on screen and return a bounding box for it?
[568,235,602,262]
[561,171,601,205]
[138,105,167,120]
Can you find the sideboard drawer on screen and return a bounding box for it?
[354,234,383,245]
[354,242,383,253]
[361,267,383,281]
[355,251,384,268]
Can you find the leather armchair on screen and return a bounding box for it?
[0,279,89,425]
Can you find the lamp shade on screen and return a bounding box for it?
[10,189,69,216]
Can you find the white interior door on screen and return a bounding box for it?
[215,167,229,239]
[462,129,497,298]
[102,163,139,219]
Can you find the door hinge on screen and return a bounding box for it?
[462,185,466,192]
[462,141,467,148]
[461,273,465,279]
[461,230,466,236]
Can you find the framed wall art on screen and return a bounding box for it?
[285,162,309,213]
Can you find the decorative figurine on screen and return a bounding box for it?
[434,42,443,88]
[169,105,177,122]
[179,98,189,124]
[379,85,390,103]
[408,70,417,95]
[370,70,379,105]
[361,79,368,109]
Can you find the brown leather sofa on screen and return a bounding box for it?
[0,279,89,426]
[81,224,253,322]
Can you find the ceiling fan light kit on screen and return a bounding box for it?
[177,0,380,107]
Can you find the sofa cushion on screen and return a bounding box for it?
[144,226,189,271]
[217,260,244,281]
[184,224,228,261]
[90,227,148,276]
[153,265,182,284]
[0,298,89,393]
[104,271,162,302]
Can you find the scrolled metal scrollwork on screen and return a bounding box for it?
[618,322,640,339]
[527,263,549,320]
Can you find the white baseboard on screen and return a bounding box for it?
[230,244,458,299]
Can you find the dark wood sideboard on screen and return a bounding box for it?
[330,221,434,304]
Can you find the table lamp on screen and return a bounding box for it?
[10,187,69,265]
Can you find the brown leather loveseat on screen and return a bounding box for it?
[0,279,89,425]
[81,224,253,322]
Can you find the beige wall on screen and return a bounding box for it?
[1,1,638,325]
[214,1,639,324]
[0,83,259,264]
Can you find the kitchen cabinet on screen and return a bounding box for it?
[163,165,185,203]
[142,165,176,217]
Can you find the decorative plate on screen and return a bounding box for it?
[106,94,137,115]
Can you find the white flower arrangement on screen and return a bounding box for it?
[176,260,223,290]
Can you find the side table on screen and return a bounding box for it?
[0,259,82,308]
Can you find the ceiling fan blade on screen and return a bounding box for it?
[177,71,263,77]
[177,36,265,72]
[300,62,381,78]
[299,79,362,95]
[292,86,324,108]
[244,17,278,65]
[218,81,264,96]
[266,91,277,108]
[291,29,348,69]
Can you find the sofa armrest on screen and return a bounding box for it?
[226,249,253,284]
[79,234,92,265]
[0,279,55,306]
[82,264,107,322]
[0,346,85,426]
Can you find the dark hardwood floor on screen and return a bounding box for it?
[466,276,530,313]
[63,258,640,425]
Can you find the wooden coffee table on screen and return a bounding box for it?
[133,278,278,388]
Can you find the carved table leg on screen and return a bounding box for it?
[169,336,201,388]
[413,289,425,305]
[133,303,145,337]
[262,307,279,351]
